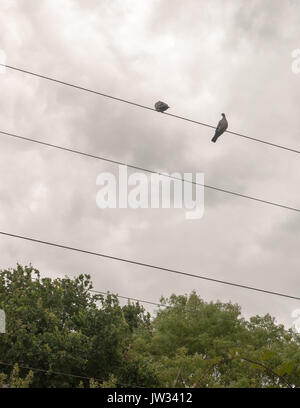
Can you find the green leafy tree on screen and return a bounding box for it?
[1,266,300,388]
[131,292,300,387]
[0,265,152,387]
[0,364,33,388]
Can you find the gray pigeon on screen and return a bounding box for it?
[211,113,228,143]
[154,101,170,112]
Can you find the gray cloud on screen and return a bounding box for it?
[0,0,299,329]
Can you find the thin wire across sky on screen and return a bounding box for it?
[1,63,300,155]
[0,129,299,213]
[0,231,299,301]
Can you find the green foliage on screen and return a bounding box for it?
[0,364,33,388]
[131,291,300,388]
[0,265,151,387]
[1,266,300,388]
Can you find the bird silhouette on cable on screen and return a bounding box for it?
[154,101,170,112]
[211,113,228,143]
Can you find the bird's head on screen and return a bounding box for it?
[221,113,226,117]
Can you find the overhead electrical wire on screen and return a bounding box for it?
[0,230,299,301]
[1,63,300,155]
[0,361,144,387]
[0,361,104,382]
[89,289,163,307]
[0,129,299,213]
[30,275,163,307]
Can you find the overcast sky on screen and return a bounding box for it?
[0,0,300,329]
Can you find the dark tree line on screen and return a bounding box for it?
[0,265,299,388]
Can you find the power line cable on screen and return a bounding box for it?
[0,361,144,387]
[89,289,163,307]
[1,63,300,155]
[0,230,299,301]
[31,275,163,307]
[0,361,103,382]
[0,129,299,213]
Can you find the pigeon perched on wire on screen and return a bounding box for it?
[211,113,228,143]
[154,101,170,112]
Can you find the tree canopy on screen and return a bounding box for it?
[0,265,299,388]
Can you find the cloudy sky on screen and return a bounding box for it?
[0,0,300,328]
